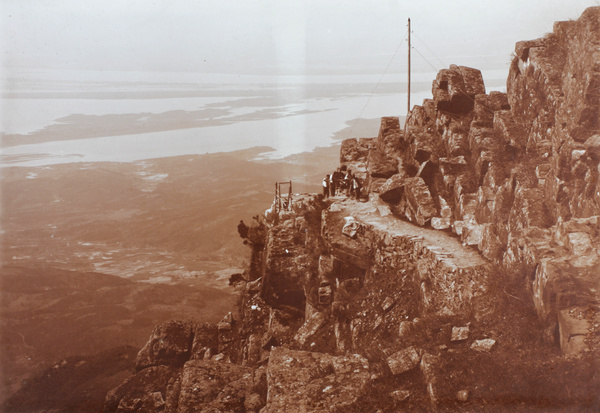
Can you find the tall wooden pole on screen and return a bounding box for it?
[407,18,411,116]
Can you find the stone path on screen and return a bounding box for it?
[332,196,489,269]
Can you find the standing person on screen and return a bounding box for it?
[344,169,354,197]
[323,175,331,198]
[237,220,249,239]
[333,168,344,196]
[352,176,361,200]
[344,170,353,197]
[330,173,336,196]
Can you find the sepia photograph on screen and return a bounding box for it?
[1,1,599,411]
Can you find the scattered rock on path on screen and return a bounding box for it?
[387,346,421,376]
[451,326,469,342]
[470,338,496,352]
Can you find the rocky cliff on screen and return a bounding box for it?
[105,8,600,412]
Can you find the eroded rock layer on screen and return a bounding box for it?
[105,8,600,413]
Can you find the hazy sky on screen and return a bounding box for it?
[1,0,598,77]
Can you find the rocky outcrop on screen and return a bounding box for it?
[106,8,600,412]
[169,360,265,413]
[433,65,485,114]
[368,6,600,356]
[135,321,196,371]
[104,366,179,413]
[322,198,490,318]
[262,347,370,412]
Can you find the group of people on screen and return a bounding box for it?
[323,167,362,199]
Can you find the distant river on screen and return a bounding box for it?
[0,69,504,167]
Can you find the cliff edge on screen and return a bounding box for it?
[102,8,600,413]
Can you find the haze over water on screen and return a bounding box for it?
[2,1,595,166]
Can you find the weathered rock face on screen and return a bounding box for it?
[402,177,439,225]
[339,137,374,174]
[106,8,600,413]
[104,366,179,413]
[359,7,600,354]
[135,321,197,371]
[262,347,371,413]
[379,173,408,203]
[169,360,265,413]
[529,215,600,355]
[260,218,307,310]
[433,65,485,114]
[387,346,421,376]
[321,198,490,319]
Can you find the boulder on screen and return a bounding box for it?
[514,39,545,60]
[454,177,478,205]
[441,119,471,157]
[456,390,470,402]
[377,203,392,216]
[468,126,500,166]
[135,321,194,371]
[403,177,438,226]
[533,256,600,321]
[342,216,361,238]
[379,174,407,203]
[433,65,485,114]
[382,296,396,312]
[420,353,442,405]
[585,134,600,163]
[104,365,178,413]
[558,308,591,355]
[423,98,437,121]
[409,129,447,163]
[368,176,389,194]
[340,138,375,165]
[293,312,332,351]
[211,353,227,362]
[377,116,402,150]
[407,104,427,127]
[172,360,264,413]
[462,222,484,246]
[439,156,468,177]
[244,334,262,366]
[398,320,414,339]
[368,147,398,178]
[554,216,600,248]
[217,312,233,331]
[322,210,373,270]
[265,308,300,348]
[472,92,510,127]
[431,217,451,230]
[451,326,469,342]
[509,186,554,231]
[262,348,370,412]
[478,224,505,262]
[484,162,512,190]
[470,338,496,352]
[494,109,528,150]
[190,323,219,360]
[246,277,262,294]
[386,346,421,376]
